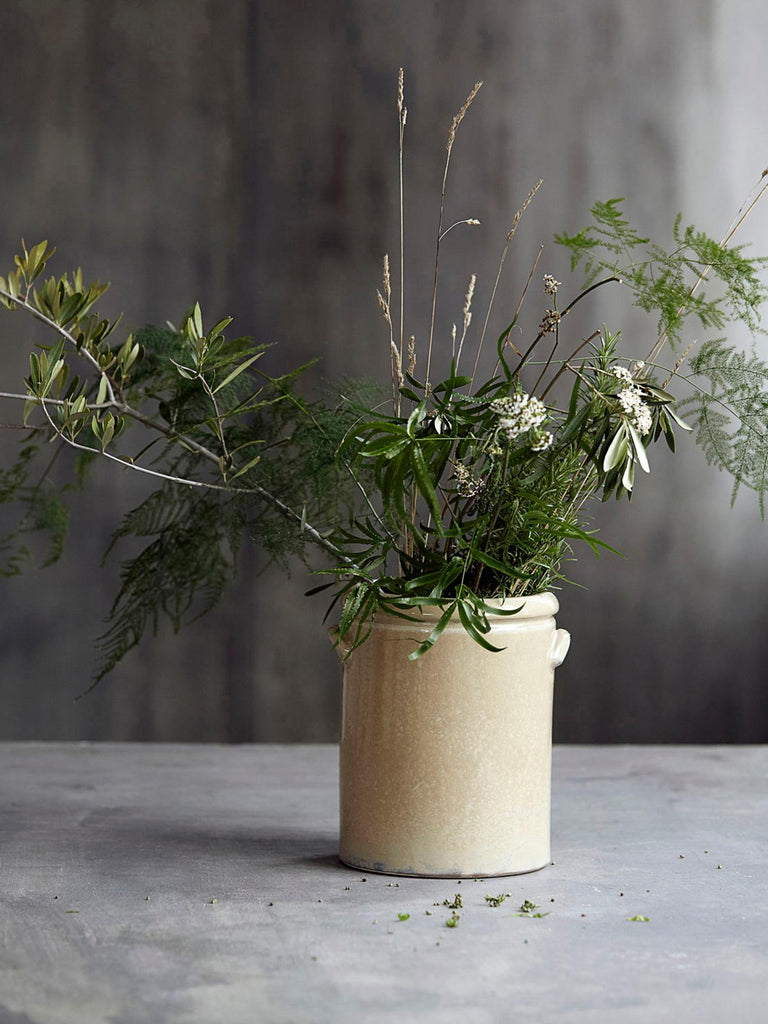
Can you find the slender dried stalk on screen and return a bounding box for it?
[539,329,601,400]
[490,244,544,380]
[377,261,402,411]
[662,338,698,389]
[472,181,543,391]
[455,273,476,367]
[397,69,407,412]
[425,81,483,389]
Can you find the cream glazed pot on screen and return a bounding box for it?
[336,593,570,878]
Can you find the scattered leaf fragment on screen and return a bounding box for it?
[485,893,510,908]
[445,911,460,928]
[627,915,650,922]
[397,912,410,922]
[517,899,549,918]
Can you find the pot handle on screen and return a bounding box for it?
[550,628,571,668]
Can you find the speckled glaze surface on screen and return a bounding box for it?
[337,594,570,878]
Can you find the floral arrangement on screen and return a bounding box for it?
[1,72,767,684]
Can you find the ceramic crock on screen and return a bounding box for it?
[336,593,570,877]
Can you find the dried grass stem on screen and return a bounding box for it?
[472,180,543,391]
[425,81,483,389]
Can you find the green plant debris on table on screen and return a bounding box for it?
[485,893,512,907]
[517,900,550,918]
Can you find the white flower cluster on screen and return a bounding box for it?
[453,461,483,498]
[617,386,653,436]
[490,392,548,442]
[613,365,634,385]
[543,274,561,296]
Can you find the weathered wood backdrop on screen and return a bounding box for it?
[1,0,767,742]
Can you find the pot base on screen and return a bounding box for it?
[338,854,550,879]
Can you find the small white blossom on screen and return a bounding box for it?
[530,430,554,452]
[613,366,634,385]
[617,386,653,436]
[543,274,561,296]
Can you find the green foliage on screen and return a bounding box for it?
[679,338,768,514]
[1,174,768,685]
[0,439,74,575]
[2,79,767,692]
[90,477,243,691]
[556,198,768,348]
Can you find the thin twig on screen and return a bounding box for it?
[509,277,620,382]
[472,180,543,390]
[540,331,602,399]
[197,373,230,468]
[490,246,544,381]
[32,393,354,566]
[439,218,480,242]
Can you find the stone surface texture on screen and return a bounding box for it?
[1,743,767,1023]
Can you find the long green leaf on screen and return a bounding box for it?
[603,427,627,472]
[457,601,506,652]
[627,421,650,473]
[407,601,457,660]
[212,353,262,394]
[409,443,442,527]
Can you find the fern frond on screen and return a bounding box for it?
[679,338,768,512]
[556,199,768,350]
[91,487,238,687]
[0,439,72,574]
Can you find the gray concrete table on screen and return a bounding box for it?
[1,744,767,1024]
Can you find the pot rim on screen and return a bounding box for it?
[376,590,559,623]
